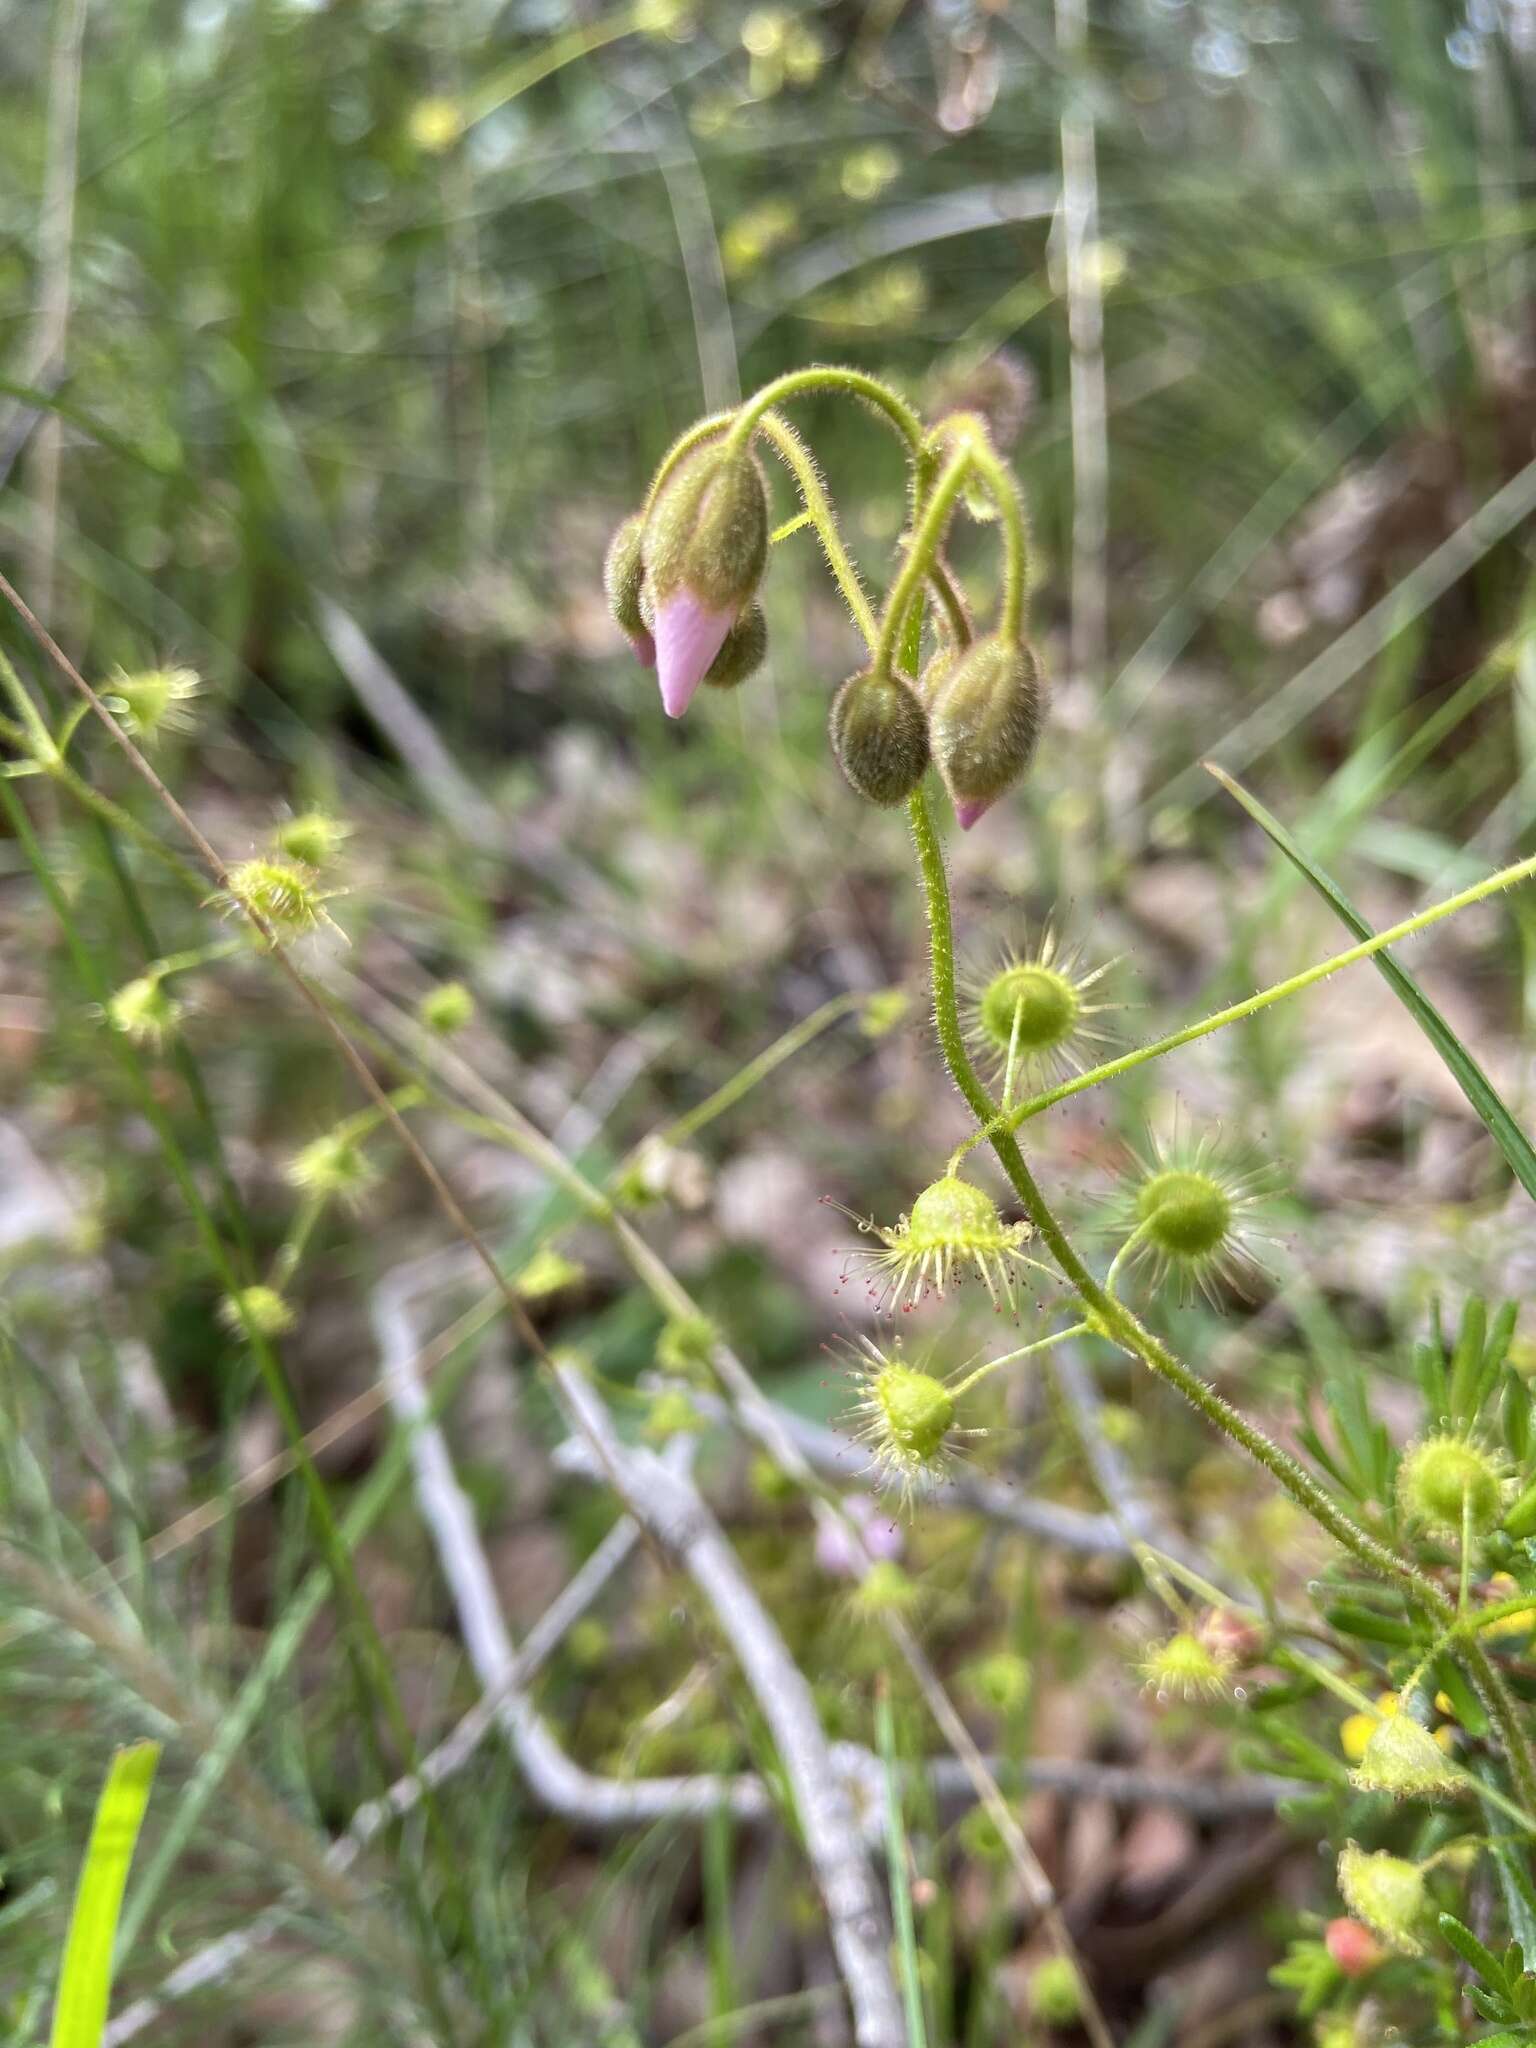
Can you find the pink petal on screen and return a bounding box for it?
[655,589,735,719]
[628,628,656,668]
[954,797,994,831]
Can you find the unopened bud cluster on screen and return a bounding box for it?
[602,374,1047,830]
[605,443,770,719]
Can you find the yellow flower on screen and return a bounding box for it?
[408,97,463,153]
[1339,1712,1375,1764]
[1479,1572,1536,1642]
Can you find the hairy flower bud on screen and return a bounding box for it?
[924,633,1044,830]
[219,1283,295,1340]
[604,514,653,666]
[1349,1709,1461,1799]
[418,980,475,1037]
[703,602,767,690]
[214,859,339,942]
[105,973,181,1048]
[829,669,930,806]
[1026,1957,1084,2026]
[1336,1843,1426,1956]
[1140,1629,1234,1701]
[1396,1433,1505,1537]
[105,664,201,742]
[959,1651,1031,1715]
[643,447,769,717]
[275,810,350,870]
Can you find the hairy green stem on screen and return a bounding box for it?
[875,452,973,676]
[956,847,1536,1154]
[725,366,926,461]
[903,782,1536,1816]
[758,414,877,641]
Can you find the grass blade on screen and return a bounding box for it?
[875,1682,928,2048]
[1207,763,1536,1204]
[49,1742,160,2048]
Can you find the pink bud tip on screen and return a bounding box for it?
[1324,1918,1384,1977]
[655,590,735,719]
[954,798,994,832]
[628,630,656,668]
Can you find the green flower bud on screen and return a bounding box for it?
[1136,1169,1232,1262]
[604,514,652,663]
[959,1651,1032,1715]
[219,1284,295,1340]
[418,980,475,1036]
[874,1363,955,1465]
[644,446,769,616]
[1349,1711,1461,1799]
[605,514,645,622]
[925,633,1044,830]
[1140,1629,1234,1700]
[105,973,181,1049]
[214,859,339,941]
[1026,1955,1085,2026]
[1335,1842,1426,1956]
[274,810,351,870]
[104,664,201,742]
[703,602,767,690]
[1397,1434,1505,1537]
[829,670,930,806]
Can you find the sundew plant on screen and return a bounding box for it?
[6,4,1536,2045]
[602,365,1536,2045]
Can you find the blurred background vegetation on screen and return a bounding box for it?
[2,1,1535,2043]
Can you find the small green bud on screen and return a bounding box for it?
[1397,1434,1505,1537]
[418,980,476,1036]
[219,1284,295,1340]
[847,1173,1034,1314]
[215,859,338,941]
[959,1651,1031,1715]
[829,669,930,806]
[604,513,651,659]
[1335,1841,1426,1956]
[1026,1955,1085,2026]
[274,810,350,870]
[105,973,181,1048]
[703,602,767,690]
[907,1175,1001,1248]
[1349,1710,1461,1799]
[288,1128,378,1208]
[957,1803,1008,1862]
[1136,1168,1232,1262]
[874,1364,955,1464]
[1140,1629,1234,1700]
[644,446,769,615]
[979,963,1077,1057]
[104,664,201,742]
[925,633,1044,830]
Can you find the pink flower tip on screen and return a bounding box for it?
[953,797,994,831]
[655,589,735,719]
[1324,1918,1384,1977]
[627,629,656,668]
